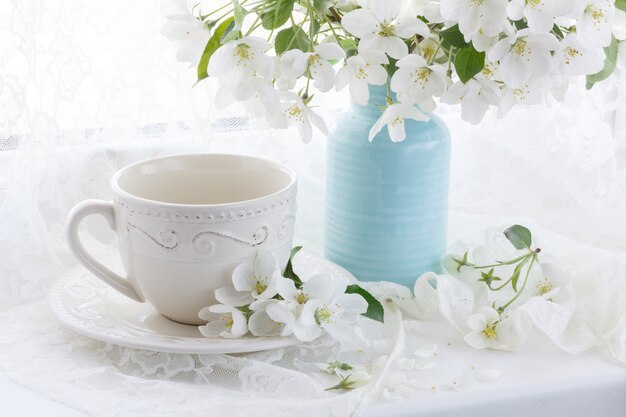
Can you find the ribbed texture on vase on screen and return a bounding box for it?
[325,86,451,287]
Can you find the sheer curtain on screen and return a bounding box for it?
[0,1,625,416]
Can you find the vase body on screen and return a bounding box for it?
[325,87,451,287]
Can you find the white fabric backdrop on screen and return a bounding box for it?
[1,1,626,416]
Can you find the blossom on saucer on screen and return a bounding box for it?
[248,300,286,336]
[298,278,367,342]
[227,250,281,302]
[341,0,429,59]
[198,304,248,338]
[368,100,429,143]
[260,273,336,338]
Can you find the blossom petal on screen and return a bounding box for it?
[368,111,387,141]
[341,9,379,38]
[215,286,255,307]
[349,79,370,105]
[255,250,279,281]
[303,273,333,302]
[396,18,430,38]
[277,276,298,301]
[249,308,283,336]
[468,313,487,332]
[371,0,401,22]
[293,321,323,341]
[316,43,346,60]
[266,301,297,324]
[232,262,255,292]
[387,117,406,142]
[464,332,489,349]
[199,321,227,337]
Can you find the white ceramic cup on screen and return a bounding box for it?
[66,154,297,325]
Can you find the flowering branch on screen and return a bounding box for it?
[164,0,622,142]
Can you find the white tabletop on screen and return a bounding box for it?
[3,321,625,417]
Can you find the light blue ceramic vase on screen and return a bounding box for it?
[325,86,451,287]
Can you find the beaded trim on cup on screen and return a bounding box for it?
[116,192,296,224]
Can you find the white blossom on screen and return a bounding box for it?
[342,0,430,59]
[269,93,328,143]
[161,0,210,65]
[293,43,346,92]
[556,33,606,76]
[577,0,616,48]
[507,0,574,34]
[216,250,281,305]
[299,278,368,342]
[498,81,545,117]
[336,51,389,105]
[440,0,508,44]
[464,306,531,350]
[391,54,448,112]
[267,273,336,339]
[489,29,560,88]
[441,78,501,124]
[248,300,285,336]
[208,36,274,79]
[198,304,248,338]
[274,49,304,91]
[368,100,430,142]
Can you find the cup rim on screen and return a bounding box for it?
[111,153,297,209]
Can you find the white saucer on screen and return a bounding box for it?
[49,251,354,354]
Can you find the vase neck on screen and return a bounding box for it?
[351,85,394,118]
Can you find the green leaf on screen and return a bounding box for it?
[586,35,619,89]
[197,17,234,82]
[504,225,532,250]
[440,25,469,49]
[617,0,626,12]
[339,38,358,58]
[551,24,564,39]
[283,246,303,287]
[454,47,485,83]
[514,19,528,30]
[510,258,529,292]
[313,0,333,14]
[261,0,294,30]
[275,26,310,54]
[232,0,245,30]
[345,284,384,323]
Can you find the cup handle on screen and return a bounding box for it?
[66,200,143,302]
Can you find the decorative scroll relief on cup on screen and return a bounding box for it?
[126,223,180,250]
[192,225,269,255]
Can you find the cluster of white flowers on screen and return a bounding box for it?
[418,226,576,351]
[164,0,621,143]
[198,250,370,343]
